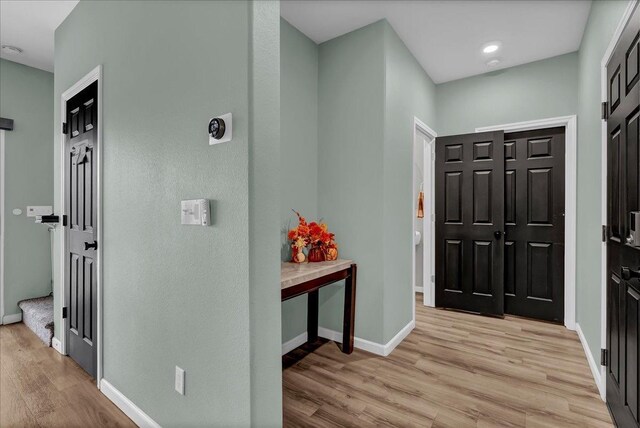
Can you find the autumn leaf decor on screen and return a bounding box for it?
[288,210,339,263]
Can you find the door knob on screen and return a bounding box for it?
[494,231,503,240]
[84,241,98,251]
[621,266,640,280]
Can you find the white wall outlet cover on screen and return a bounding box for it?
[12,208,22,216]
[26,206,53,217]
[209,112,232,145]
[175,366,185,395]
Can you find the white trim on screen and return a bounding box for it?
[281,331,308,355]
[2,313,22,324]
[599,0,638,401]
[414,286,424,293]
[52,337,63,354]
[576,323,605,400]
[413,117,437,309]
[59,65,103,386]
[317,319,415,357]
[100,379,161,428]
[0,130,4,324]
[476,115,578,331]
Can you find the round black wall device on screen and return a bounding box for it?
[208,118,226,140]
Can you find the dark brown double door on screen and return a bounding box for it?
[605,4,639,427]
[435,127,565,323]
[64,81,98,378]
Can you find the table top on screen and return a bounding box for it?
[281,259,354,289]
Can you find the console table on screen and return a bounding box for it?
[281,260,357,354]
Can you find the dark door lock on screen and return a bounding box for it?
[494,231,503,240]
[84,241,98,251]
[621,266,640,280]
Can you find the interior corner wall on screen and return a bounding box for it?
[435,52,579,135]
[317,21,387,343]
[280,18,319,343]
[0,59,54,318]
[249,0,282,424]
[382,22,437,342]
[54,1,280,425]
[575,0,630,368]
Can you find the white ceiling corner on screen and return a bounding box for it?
[281,0,592,84]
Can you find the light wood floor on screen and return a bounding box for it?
[282,295,613,427]
[0,322,135,428]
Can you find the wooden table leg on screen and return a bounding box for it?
[342,264,357,354]
[307,290,319,343]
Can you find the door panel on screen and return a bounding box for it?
[64,81,98,378]
[435,131,505,316]
[503,127,565,322]
[606,5,640,427]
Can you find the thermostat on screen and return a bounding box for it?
[209,113,232,145]
[181,199,210,226]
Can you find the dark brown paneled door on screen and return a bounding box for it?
[65,81,98,378]
[606,4,640,427]
[504,127,565,323]
[435,131,505,316]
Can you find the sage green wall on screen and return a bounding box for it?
[576,0,629,367]
[316,21,437,344]
[382,22,437,341]
[54,1,280,425]
[248,1,282,424]
[317,21,387,342]
[0,59,54,317]
[436,53,579,135]
[280,19,318,343]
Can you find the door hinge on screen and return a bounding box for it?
[602,225,609,242]
[601,348,608,366]
[62,215,68,227]
[62,122,68,134]
[62,307,68,319]
[601,102,608,121]
[431,275,435,283]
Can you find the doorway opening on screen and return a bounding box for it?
[412,117,437,319]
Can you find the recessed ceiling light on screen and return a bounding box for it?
[486,59,501,67]
[1,45,23,55]
[482,42,501,54]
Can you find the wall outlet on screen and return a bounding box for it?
[175,366,185,395]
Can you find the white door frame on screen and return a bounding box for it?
[58,65,103,387]
[0,130,4,324]
[413,117,437,315]
[476,115,577,331]
[599,0,639,401]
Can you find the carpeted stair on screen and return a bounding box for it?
[18,295,54,346]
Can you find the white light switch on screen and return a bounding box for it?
[181,199,210,226]
[175,366,185,395]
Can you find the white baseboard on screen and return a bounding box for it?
[2,313,22,324]
[52,337,64,354]
[414,286,424,293]
[282,331,308,355]
[576,323,605,400]
[317,319,415,357]
[100,379,161,428]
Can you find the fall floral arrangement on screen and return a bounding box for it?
[288,210,338,263]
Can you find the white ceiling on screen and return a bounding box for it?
[281,0,592,84]
[0,0,79,72]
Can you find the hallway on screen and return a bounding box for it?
[0,323,134,427]
[282,295,612,427]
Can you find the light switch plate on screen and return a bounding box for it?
[26,206,53,217]
[181,199,210,226]
[175,366,185,395]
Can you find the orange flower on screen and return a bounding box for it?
[297,224,309,236]
[287,229,297,240]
